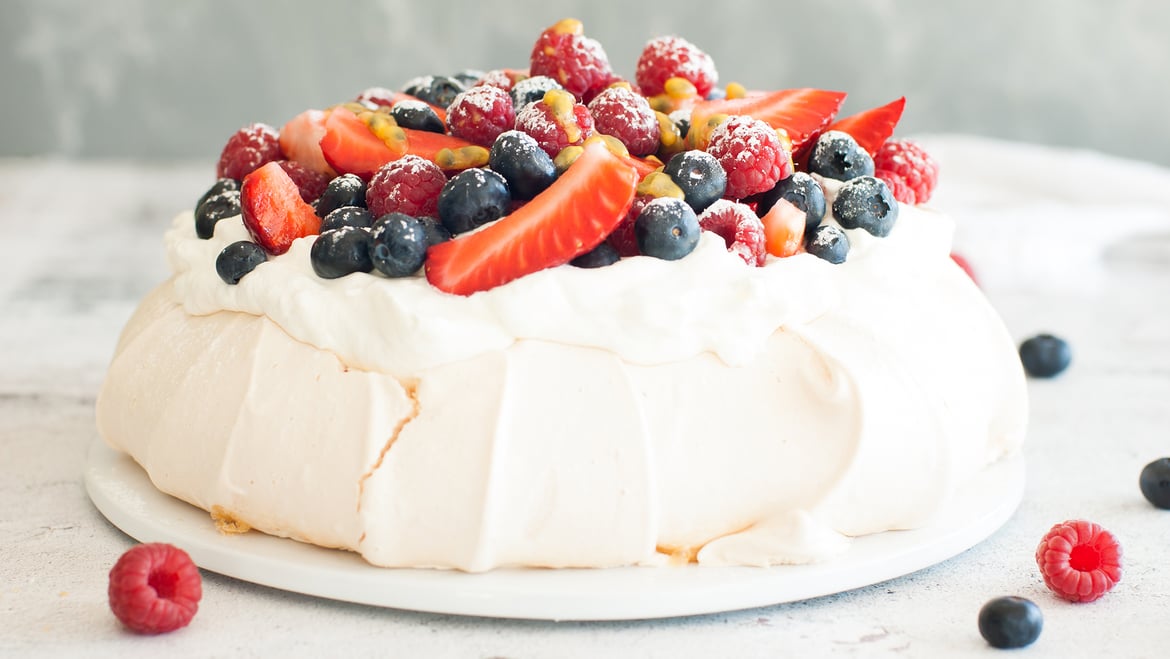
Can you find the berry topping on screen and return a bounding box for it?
[319,108,399,180]
[279,109,335,176]
[445,85,516,147]
[605,195,652,257]
[805,224,850,264]
[195,191,241,240]
[636,197,701,261]
[276,160,330,203]
[355,87,449,124]
[417,215,453,248]
[697,199,766,266]
[451,69,487,87]
[488,130,558,201]
[316,174,367,218]
[196,178,240,213]
[1036,520,1122,603]
[874,138,940,205]
[688,88,846,157]
[760,191,807,258]
[977,596,1043,649]
[663,150,726,213]
[827,97,906,156]
[426,140,637,295]
[1019,334,1072,378]
[528,19,614,100]
[754,172,826,232]
[510,75,564,109]
[216,123,281,181]
[705,116,791,199]
[570,241,621,268]
[108,543,201,635]
[310,226,374,279]
[808,131,875,181]
[514,89,596,159]
[321,206,375,232]
[635,35,718,99]
[587,85,661,156]
[389,100,446,134]
[367,155,447,219]
[401,75,466,109]
[1140,458,1170,509]
[370,212,428,277]
[437,168,511,235]
[216,241,268,285]
[476,68,526,93]
[831,175,898,237]
[240,161,322,255]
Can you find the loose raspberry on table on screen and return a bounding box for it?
[514,90,596,159]
[529,19,614,100]
[445,85,516,148]
[698,199,767,266]
[587,85,661,157]
[216,123,282,180]
[276,160,330,203]
[367,155,448,218]
[108,543,202,635]
[873,139,939,204]
[705,116,791,200]
[635,35,718,99]
[1035,519,1122,603]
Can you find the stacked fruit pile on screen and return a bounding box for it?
[195,18,939,295]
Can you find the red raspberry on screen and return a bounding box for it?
[1035,519,1123,603]
[514,90,595,159]
[216,123,281,180]
[606,195,652,257]
[108,543,202,634]
[705,116,791,200]
[635,35,718,99]
[873,139,940,204]
[475,69,526,93]
[445,85,516,147]
[587,85,661,157]
[529,19,614,100]
[367,155,447,218]
[354,87,397,108]
[697,199,767,266]
[276,160,330,203]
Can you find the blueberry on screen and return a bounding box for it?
[977,596,1043,649]
[706,87,726,101]
[196,178,239,212]
[669,109,690,142]
[451,69,486,87]
[1018,333,1072,378]
[808,130,875,181]
[1140,458,1170,509]
[510,75,563,109]
[310,226,374,279]
[402,75,465,108]
[321,206,375,232]
[805,224,850,264]
[417,216,452,248]
[755,173,826,232]
[195,191,241,239]
[438,168,511,235]
[369,213,428,277]
[316,174,367,218]
[663,150,727,214]
[635,198,701,261]
[389,100,445,134]
[832,176,899,237]
[489,130,557,200]
[215,240,267,285]
[570,242,620,268]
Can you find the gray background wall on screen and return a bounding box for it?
[3,0,1169,167]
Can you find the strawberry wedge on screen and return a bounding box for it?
[688,88,847,154]
[826,96,906,156]
[426,141,638,296]
[319,108,477,179]
[241,161,322,255]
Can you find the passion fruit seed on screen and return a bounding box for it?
[542,89,581,144]
[553,145,584,173]
[725,82,748,100]
[434,146,491,171]
[663,76,698,99]
[636,171,685,199]
[358,111,408,155]
[655,111,684,159]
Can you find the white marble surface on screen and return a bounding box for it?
[3,136,1170,656]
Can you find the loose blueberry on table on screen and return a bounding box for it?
[1139,458,1170,509]
[978,596,1043,649]
[1019,334,1072,378]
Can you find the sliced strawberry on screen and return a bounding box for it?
[759,197,806,258]
[688,88,847,154]
[827,97,906,156]
[426,141,638,295]
[319,109,398,179]
[240,161,322,255]
[399,127,478,163]
[279,109,336,176]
